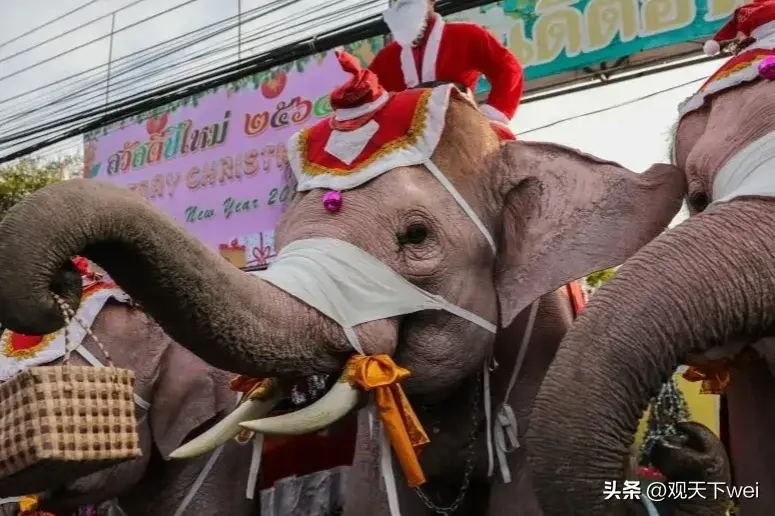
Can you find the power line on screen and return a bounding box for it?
[0,0,494,162]
[0,0,379,137]
[0,0,202,85]
[516,76,707,136]
[0,0,104,51]
[0,0,375,126]
[0,0,153,67]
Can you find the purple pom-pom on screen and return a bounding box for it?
[322,190,342,212]
[758,56,775,80]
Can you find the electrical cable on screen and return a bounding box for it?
[0,1,382,147]
[0,0,384,144]
[0,0,301,126]
[516,76,707,136]
[0,0,202,85]
[0,0,496,162]
[0,0,380,128]
[0,0,154,67]
[0,0,104,50]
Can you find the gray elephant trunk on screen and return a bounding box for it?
[526,197,775,515]
[0,180,340,376]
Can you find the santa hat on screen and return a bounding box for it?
[382,0,432,46]
[704,0,775,55]
[328,51,389,128]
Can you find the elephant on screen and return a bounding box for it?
[0,83,687,515]
[0,297,257,515]
[525,74,775,514]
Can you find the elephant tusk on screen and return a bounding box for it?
[239,379,360,436]
[169,381,282,459]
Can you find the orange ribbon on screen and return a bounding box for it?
[344,354,430,487]
[18,495,54,516]
[682,363,731,394]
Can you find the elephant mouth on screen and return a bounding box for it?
[273,373,336,412]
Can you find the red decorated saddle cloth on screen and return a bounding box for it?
[0,257,130,381]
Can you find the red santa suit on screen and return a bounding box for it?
[369,3,523,140]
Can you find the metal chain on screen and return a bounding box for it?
[53,293,114,367]
[413,370,482,515]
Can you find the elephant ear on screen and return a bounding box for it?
[150,338,236,459]
[493,140,686,326]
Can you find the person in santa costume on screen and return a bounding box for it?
[368,0,523,140]
[702,0,775,56]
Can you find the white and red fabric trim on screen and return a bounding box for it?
[335,91,390,121]
[399,13,445,87]
[0,287,130,381]
[479,103,511,125]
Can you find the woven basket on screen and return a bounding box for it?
[0,296,141,496]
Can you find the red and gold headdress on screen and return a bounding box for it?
[287,50,453,192]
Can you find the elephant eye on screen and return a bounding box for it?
[397,224,429,245]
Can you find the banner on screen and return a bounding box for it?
[450,0,746,93]
[84,53,348,267]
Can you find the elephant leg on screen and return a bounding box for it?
[727,354,775,516]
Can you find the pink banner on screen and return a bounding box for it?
[83,52,348,267]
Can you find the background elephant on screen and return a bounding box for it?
[624,422,731,516]
[526,77,775,515]
[0,89,685,515]
[0,298,256,515]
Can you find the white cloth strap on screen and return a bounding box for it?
[711,129,775,205]
[424,159,496,254]
[641,494,660,516]
[486,300,539,483]
[71,344,150,412]
[172,445,225,516]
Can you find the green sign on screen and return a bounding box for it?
[443,0,745,93]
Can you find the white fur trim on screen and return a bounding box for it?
[751,20,775,41]
[479,104,510,125]
[421,13,444,83]
[400,44,419,87]
[677,32,775,120]
[703,39,720,56]
[0,288,130,381]
[334,91,390,121]
[290,85,452,192]
[399,13,444,87]
[678,61,762,118]
[324,120,380,165]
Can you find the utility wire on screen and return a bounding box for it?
[0,0,104,50]
[516,76,706,136]
[0,0,379,125]
[0,0,381,136]
[0,0,494,162]
[0,0,202,84]
[0,0,153,67]
[0,0,383,144]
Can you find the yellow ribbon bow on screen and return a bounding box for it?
[18,495,54,516]
[344,354,430,487]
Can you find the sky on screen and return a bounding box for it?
[0,0,725,226]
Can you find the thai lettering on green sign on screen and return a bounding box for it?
[442,0,746,93]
